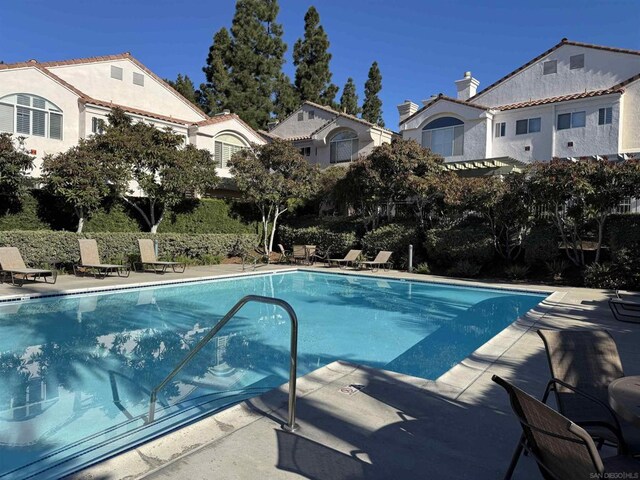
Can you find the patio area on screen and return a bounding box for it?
[1,265,634,479]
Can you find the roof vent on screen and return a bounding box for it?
[28,59,38,64]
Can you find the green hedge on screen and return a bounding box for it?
[159,199,257,234]
[606,214,640,252]
[278,225,357,257]
[0,231,258,267]
[360,223,420,268]
[424,225,494,269]
[523,222,559,267]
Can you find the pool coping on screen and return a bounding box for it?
[2,267,563,479]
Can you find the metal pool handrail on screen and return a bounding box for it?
[147,295,300,432]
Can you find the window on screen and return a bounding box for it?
[299,147,311,156]
[570,54,584,70]
[421,117,464,157]
[214,133,247,168]
[91,117,104,134]
[0,94,63,139]
[543,60,557,75]
[297,112,304,121]
[598,107,612,125]
[557,111,586,130]
[515,117,541,135]
[330,130,359,163]
[308,110,315,120]
[110,66,123,80]
[495,122,506,138]
[132,72,144,86]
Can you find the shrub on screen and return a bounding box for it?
[545,259,570,281]
[424,225,494,270]
[415,262,431,274]
[159,198,257,234]
[583,262,621,290]
[504,264,530,280]
[446,260,482,278]
[523,223,559,267]
[583,248,640,290]
[361,223,420,268]
[278,225,357,257]
[606,214,640,253]
[0,231,258,270]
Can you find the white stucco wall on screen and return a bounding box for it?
[400,100,488,162]
[0,67,82,176]
[48,59,206,123]
[621,80,640,152]
[472,44,640,107]
[491,107,554,162]
[269,104,334,139]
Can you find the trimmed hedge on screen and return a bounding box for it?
[278,225,357,256]
[361,223,420,268]
[424,225,494,269]
[523,223,559,267]
[606,214,640,252]
[0,231,258,267]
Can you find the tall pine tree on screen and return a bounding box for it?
[339,78,359,115]
[200,1,287,129]
[362,61,384,127]
[165,74,198,107]
[200,28,232,114]
[293,6,338,107]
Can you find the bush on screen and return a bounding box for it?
[159,198,257,234]
[0,231,258,269]
[446,260,482,278]
[545,259,570,281]
[415,262,431,274]
[583,248,640,290]
[607,214,640,253]
[278,225,357,257]
[583,262,621,290]
[504,264,530,280]
[424,225,494,270]
[361,223,420,268]
[523,223,559,267]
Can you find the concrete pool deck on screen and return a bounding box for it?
[1,265,634,479]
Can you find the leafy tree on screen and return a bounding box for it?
[361,61,384,126]
[229,139,319,254]
[165,74,199,107]
[293,6,338,106]
[528,159,640,266]
[339,78,359,115]
[200,27,232,114]
[201,0,288,129]
[0,134,34,213]
[273,72,299,120]
[42,142,125,233]
[91,108,219,233]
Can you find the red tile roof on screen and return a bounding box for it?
[469,38,640,102]
[496,88,624,111]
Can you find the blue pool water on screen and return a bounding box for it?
[0,271,546,479]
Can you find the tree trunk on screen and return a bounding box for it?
[595,216,606,264]
[75,207,85,234]
[268,207,287,255]
[150,209,164,234]
[121,195,152,231]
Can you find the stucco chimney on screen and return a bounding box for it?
[397,100,419,123]
[455,71,479,101]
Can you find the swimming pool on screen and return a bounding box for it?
[0,271,546,479]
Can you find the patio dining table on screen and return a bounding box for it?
[609,376,640,428]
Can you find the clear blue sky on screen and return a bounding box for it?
[2,0,639,127]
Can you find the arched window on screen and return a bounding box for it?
[214,132,248,168]
[421,117,464,157]
[0,94,63,140]
[330,130,358,163]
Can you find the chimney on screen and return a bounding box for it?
[397,100,419,123]
[455,71,479,101]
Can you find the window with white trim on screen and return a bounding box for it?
[299,147,311,156]
[557,111,586,130]
[91,117,104,134]
[330,130,359,163]
[515,117,541,135]
[598,107,612,125]
[0,94,63,139]
[214,132,247,168]
[421,117,464,157]
[495,122,506,138]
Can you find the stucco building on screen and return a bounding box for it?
[264,101,394,167]
[0,53,265,182]
[398,39,640,177]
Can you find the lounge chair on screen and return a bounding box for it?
[291,245,316,265]
[492,375,640,480]
[609,291,640,323]
[359,251,393,272]
[327,249,362,269]
[505,329,640,477]
[0,247,57,286]
[135,239,186,274]
[76,239,130,279]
